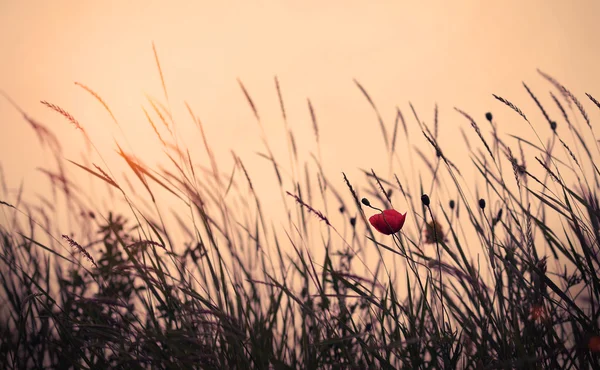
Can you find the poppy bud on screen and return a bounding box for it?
[361,198,371,207]
[339,206,345,213]
[479,199,486,209]
[449,200,455,209]
[496,208,503,221]
[550,121,557,131]
[485,112,493,122]
[350,217,356,227]
[421,194,430,206]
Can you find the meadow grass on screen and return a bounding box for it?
[1,52,599,369]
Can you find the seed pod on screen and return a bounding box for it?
[421,194,430,206]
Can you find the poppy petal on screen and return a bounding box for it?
[369,209,406,235]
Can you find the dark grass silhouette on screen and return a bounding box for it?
[1,47,599,369]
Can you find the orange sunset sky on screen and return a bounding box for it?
[1,1,599,236]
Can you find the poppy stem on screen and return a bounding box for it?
[426,205,446,330]
[364,203,383,213]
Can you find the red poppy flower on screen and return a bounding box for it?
[369,209,406,235]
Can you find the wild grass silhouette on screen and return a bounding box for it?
[1,46,599,369]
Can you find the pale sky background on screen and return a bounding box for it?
[1,1,599,249]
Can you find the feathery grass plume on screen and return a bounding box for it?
[93,163,119,186]
[304,162,313,206]
[409,101,425,130]
[152,41,169,103]
[185,102,220,186]
[586,92,600,111]
[342,172,361,209]
[307,98,319,144]
[274,76,287,121]
[222,161,237,198]
[289,130,298,160]
[393,174,407,198]
[25,116,62,153]
[40,101,84,131]
[558,137,582,171]
[519,141,527,168]
[492,94,528,122]
[147,96,173,135]
[142,106,167,146]
[525,205,534,254]
[127,156,186,202]
[37,168,76,198]
[454,107,494,161]
[538,69,592,129]
[539,69,591,128]
[74,82,118,124]
[460,127,472,150]
[522,82,554,129]
[116,144,155,202]
[274,76,301,176]
[504,147,523,187]
[535,156,560,183]
[421,129,461,175]
[233,153,254,192]
[62,234,97,268]
[238,79,283,187]
[550,91,571,127]
[397,106,408,139]
[563,87,591,129]
[354,79,389,150]
[285,191,331,227]
[2,91,63,154]
[237,78,260,121]
[537,68,572,107]
[275,76,300,179]
[256,152,284,186]
[370,169,392,206]
[421,130,442,159]
[413,102,442,159]
[390,108,401,154]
